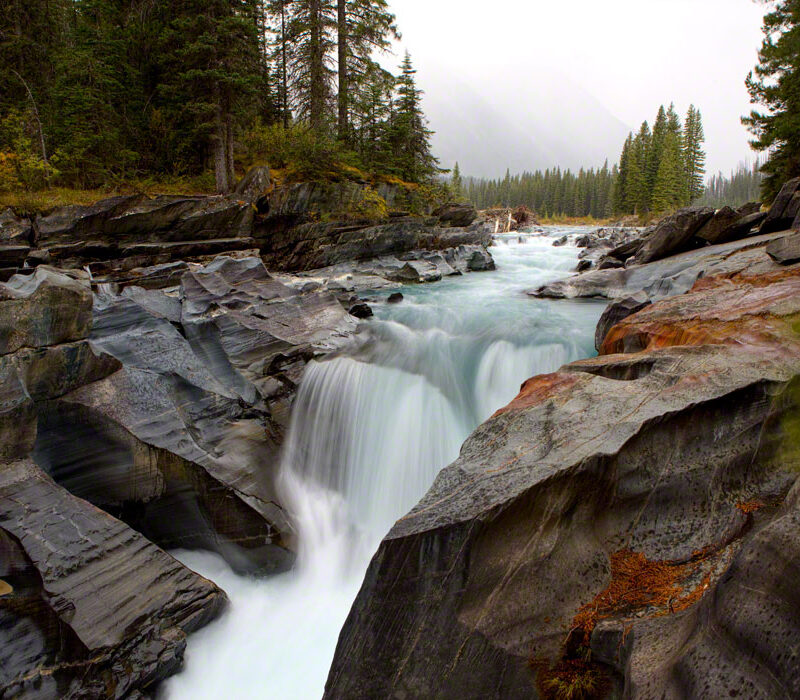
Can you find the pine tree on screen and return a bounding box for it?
[160,0,264,192]
[743,0,800,202]
[683,105,706,203]
[267,0,293,127]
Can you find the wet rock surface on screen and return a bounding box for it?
[532,230,792,301]
[0,268,229,698]
[325,263,800,700]
[0,253,360,696]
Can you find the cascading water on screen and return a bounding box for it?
[162,228,605,700]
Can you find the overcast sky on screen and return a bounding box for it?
[386,0,767,176]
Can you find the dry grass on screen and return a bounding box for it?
[1,177,216,216]
[539,214,616,226]
[530,659,611,700]
[571,549,712,647]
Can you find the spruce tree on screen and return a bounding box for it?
[652,131,684,214]
[743,0,800,202]
[390,53,438,182]
[614,134,632,213]
[160,0,263,192]
[285,0,336,130]
[626,121,651,214]
[646,106,668,208]
[683,105,706,203]
[336,0,399,142]
[451,162,463,199]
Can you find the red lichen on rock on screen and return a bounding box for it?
[493,372,582,417]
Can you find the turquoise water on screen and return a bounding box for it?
[163,227,605,700]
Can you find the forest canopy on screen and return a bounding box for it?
[0,0,440,193]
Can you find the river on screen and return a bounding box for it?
[162,227,605,700]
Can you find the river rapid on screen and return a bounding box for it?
[162,227,605,700]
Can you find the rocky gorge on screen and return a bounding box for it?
[2,170,800,699]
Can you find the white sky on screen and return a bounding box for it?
[387,0,767,176]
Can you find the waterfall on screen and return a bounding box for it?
[162,228,605,700]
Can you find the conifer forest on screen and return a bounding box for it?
[0,0,438,192]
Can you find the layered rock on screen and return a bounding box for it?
[325,266,800,699]
[0,268,228,697]
[532,230,791,301]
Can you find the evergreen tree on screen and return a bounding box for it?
[614,133,632,213]
[161,0,263,192]
[336,0,398,142]
[683,105,706,203]
[645,105,668,208]
[390,53,438,182]
[743,0,800,202]
[451,161,463,198]
[652,130,684,213]
[627,121,651,214]
[285,0,336,130]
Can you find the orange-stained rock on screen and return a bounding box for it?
[493,372,583,417]
[600,268,800,355]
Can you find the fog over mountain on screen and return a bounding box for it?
[418,71,631,178]
[388,0,766,178]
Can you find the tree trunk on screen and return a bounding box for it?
[281,2,289,128]
[309,0,324,131]
[213,85,230,194]
[226,114,236,191]
[337,0,348,141]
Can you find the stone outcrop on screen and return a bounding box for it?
[0,268,228,697]
[257,217,492,273]
[696,204,766,245]
[631,207,714,264]
[767,231,800,265]
[759,177,800,234]
[533,230,791,301]
[434,202,478,228]
[33,256,355,576]
[324,262,800,700]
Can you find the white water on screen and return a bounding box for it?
[162,228,604,700]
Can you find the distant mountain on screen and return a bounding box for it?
[417,70,632,178]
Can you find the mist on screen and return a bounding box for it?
[386,0,767,177]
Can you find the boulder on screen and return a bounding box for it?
[434,203,478,228]
[0,267,93,355]
[760,177,800,235]
[390,260,443,284]
[575,259,592,272]
[596,255,624,270]
[552,235,568,247]
[387,292,404,304]
[325,267,800,700]
[234,164,272,214]
[695,206,741,244]
[0,460,226,698]
[594,292,651,351]
[349,302,374,319]
[0,209,32,245]
[631,207,714,265]
[767,232,800,265]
